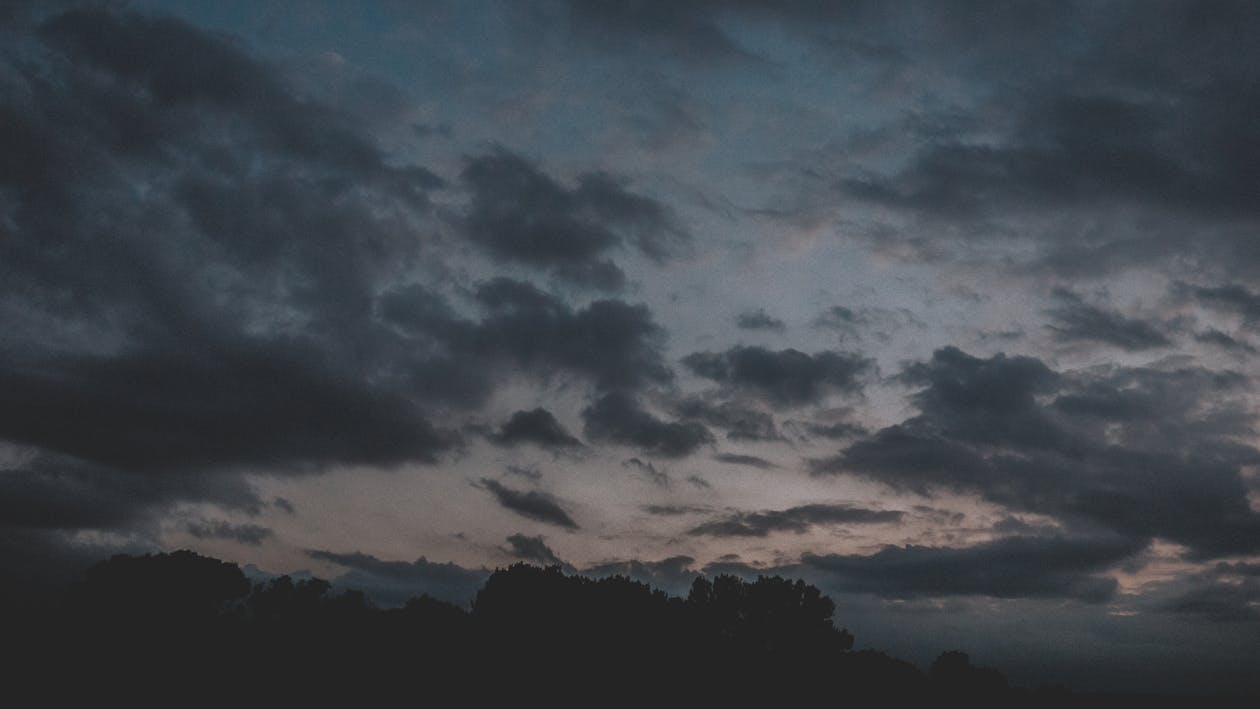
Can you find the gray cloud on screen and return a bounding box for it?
[712,453,776,469]
[622,457,670,486]
[1194,329,1258,355]
[503,533,567,567]
[185,519,273,546]
[478,478,579,530]
[803,533,1144,602]
[641,504,709,516]
[1177,282,1260,325]
[0,5,468,550]
[812,306,864,338]
[685,475,712,489]
[816,347,1260,558]
[583,392,714,458]
[785,419,868,441]
[735,309,786,332]
[1045,290,1172,351]
[461,148,688,289]
[491,408,583,449]
[688,503,903,538]
[505,464,543,481]
[673,398,782,441]
[682,346,872,406]
[860,87,1260,217]
[0,453,262,535]
[1164,577,1260,623]
[380,278,673,396]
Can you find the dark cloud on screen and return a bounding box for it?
[0,527,148,604]
[685,475,712,489]
[1194,329,1258,355]
[828,12,1260,276]
[712,453,776,469]
[271,497,296,514]
[307,550,488,607]
[503,534,567,567]
[785,419,868,441]
[688,503,902,538]
[584,4,1260,279]
[477,478,579,530]
[460,148,688,289]
[583,393,714,458]
[817,347,1260,558]
[0,5,465,540]
[491,408,583,449]
[913,505,967,526]
[735,309,786,332]
[380,278,673,395]
[622,458,670,487]
[1045,290,1171,351]
[842,81,1260,229]
[672,398,782,441]
[1150,561,1260,623]
[185,520,273,546]
[812,306,863,338]
[0,6,684,556]
[564,0,761,65]
[1164,578,1260,623]
[802,534,1144,602]
[0,454,262,534]
[0,344,461,473]
[1177,282,1260,325]
[682,346,872,406]
[641,504,709,516]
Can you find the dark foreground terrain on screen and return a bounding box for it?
[5,551,1253,707]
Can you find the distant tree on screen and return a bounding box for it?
[71,549,250,625]
[930,650,1008,698]
[685,573,853,653]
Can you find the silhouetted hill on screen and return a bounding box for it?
[5,551,1255,706]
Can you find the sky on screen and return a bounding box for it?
[3,0,1260,694]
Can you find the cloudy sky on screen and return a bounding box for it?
[4,0,1260,693]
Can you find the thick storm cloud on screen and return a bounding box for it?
[0,6,465,540]
[815,347,1260,558]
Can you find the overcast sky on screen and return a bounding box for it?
[3,0,1260,694]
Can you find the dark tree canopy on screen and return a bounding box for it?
[7,550,1200,707]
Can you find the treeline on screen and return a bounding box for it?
[5,550,1121,705]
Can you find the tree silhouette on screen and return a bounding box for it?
[10,549,1221,706]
